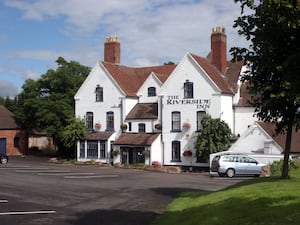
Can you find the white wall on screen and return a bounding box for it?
[234,106,256,136]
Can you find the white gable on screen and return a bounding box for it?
[229,122,282,155]
[136,72,162,103]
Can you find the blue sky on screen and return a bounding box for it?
[0,0,247,97]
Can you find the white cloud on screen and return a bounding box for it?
[4,0,248,66]
[0,80,19,97]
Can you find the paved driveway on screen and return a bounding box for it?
[0,156,247,225]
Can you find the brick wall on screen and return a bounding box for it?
[0,129,26,155]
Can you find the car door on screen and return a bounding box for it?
[243,156,260,175]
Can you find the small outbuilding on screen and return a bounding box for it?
[0,105,26,155]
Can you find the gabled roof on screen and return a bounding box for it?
[0,106,19,130]
[114,133,160,146]
[190,54,236,95]
[102,62,176,97]
[257,121,300,153]
[126,103,158,120]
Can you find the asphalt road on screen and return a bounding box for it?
[0,156,247,225]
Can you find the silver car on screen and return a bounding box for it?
[211,154,265,178]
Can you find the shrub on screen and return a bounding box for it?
[271,159,299,176]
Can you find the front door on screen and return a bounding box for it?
[121,147,145,164]
[0,138,6,154]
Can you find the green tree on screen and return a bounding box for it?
[15,57,90,156]
[61,116,87,150]
[231,0,300,179]
[195,115,232,161]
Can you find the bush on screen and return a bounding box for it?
[271,159,299,176]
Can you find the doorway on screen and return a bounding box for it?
[121,147,145,164]
[0,138,6,154]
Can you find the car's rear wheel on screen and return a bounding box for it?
[218,172,225,177]
[226,168,235,178]
[0,155,8,164]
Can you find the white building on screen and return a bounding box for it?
[74,27,257,168]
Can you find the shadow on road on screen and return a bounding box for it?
[69,209,159,225]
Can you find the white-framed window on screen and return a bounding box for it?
[86,112,93,131]
[171,141,181,162]
[171,111,181,132]
[148,87,156,97]
[184,80,193,99]
[95,85,103,102]
[106,111,114,131]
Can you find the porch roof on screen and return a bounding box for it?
[83,132,114,141]
[114,133,160,146]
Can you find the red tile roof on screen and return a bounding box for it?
[190,54,234,94]
[114,133,160,146]
[258,121,300,153]
[126,103,158,120]
[83,132,114,141]
[0,106,19,130]
[102,62,176,97]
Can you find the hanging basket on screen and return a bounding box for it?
[183,150,192,157]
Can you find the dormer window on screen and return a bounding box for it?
[184,80,193,99]
[148,87,156,97]
[95,85,103,102]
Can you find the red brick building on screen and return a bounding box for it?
[0,105,26,155]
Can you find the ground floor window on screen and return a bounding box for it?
[79,141,85,158]
[87,141,98,159]
[171,141,181,162]
[100,141,106,159]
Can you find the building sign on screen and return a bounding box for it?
[166,95,210,110]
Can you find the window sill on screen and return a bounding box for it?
[171,160,182,163]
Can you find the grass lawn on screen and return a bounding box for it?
[152,162,300,225]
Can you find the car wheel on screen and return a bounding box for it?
[0,155,8,164]
[218,172,225,177]
[226,168,235,178]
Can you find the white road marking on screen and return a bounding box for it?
[0,200,8,203]
[64,174,118,179]
[0,210,56,216]
[38,172,94,176]
[16,170,70,173]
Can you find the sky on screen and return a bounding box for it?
[0,0,248,97]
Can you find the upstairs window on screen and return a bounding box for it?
[86,112,94,131]
[171,111,181,132]
[197,111,206,131]
[95,85,103,102]
[138,123,146,133]
[184,80,193,99]
[148,87,156,97]
[106,111,114,131]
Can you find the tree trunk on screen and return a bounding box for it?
[281,119,293,179]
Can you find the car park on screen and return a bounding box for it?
[0,154,8,164]
[211,153,265,178]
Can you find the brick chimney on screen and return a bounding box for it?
[211,26,227,74]
[104,36,120,64]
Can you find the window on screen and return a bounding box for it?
[196,111,206,131]
[79,141,85,158]
[106,111,114,131]
[138,123,146,133]
[86,112,94,131]
[148,87,156,97]
[87,141,98,159]
[95,85,103,102]
[14,137,20,147]
[171,111,181,131]
[171,141,181,162]
[100,141,106,159]
[128,122,132,131]
[184,80,193,99]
